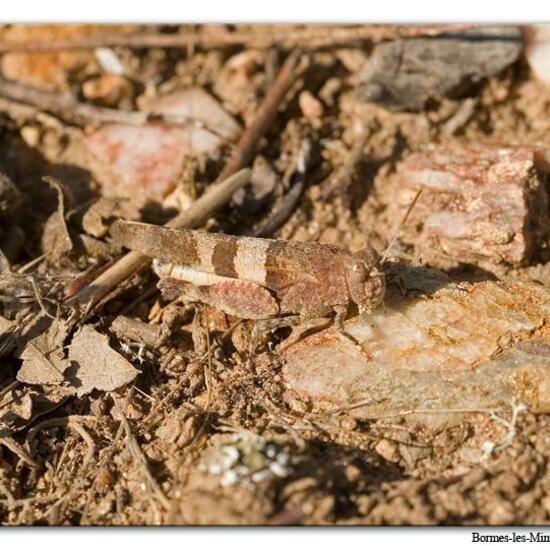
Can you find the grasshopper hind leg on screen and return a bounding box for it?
[158,277,280,319]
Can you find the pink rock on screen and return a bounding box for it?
[391,145,550,269]
[84,88,241,206]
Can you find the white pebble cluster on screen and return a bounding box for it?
[198,434,291,487]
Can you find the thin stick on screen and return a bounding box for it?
[0,25,479,54]
[114,394,171,512]
[217,49,309,181]
[0,77,222,130]
[0,436,39,469]
[370,406,504,420]
[249,138,312,238]
[381,188,423,263]
[0,96,41,123]
[0,77,148,126]
[70,168,251,306]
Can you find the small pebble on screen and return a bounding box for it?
[269,462,290,478]
[251,469,273,483]
[221,470,238,487]
[299,90,324,120]
[375,439,400,463]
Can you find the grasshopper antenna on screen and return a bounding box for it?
[380,188,423,264]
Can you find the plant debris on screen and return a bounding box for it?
[67,325,139,396]
[16,315,69,386]
[1,23,550,527]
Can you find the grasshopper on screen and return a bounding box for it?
[111,220,385,346]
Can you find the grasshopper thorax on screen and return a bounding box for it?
[345,248,385,314]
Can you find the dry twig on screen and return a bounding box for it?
[114,394,171,512]
[0,77,149,126]
[0,25,479,54]
[218,49,309,181]
[249,138,312,238]
[69,168,251,307]
[0,77,224,129]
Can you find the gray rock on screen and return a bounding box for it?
[358,26,523,111]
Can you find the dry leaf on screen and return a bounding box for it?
[67,325,139,396]
[41,177,73,260]
[16,315,68,385]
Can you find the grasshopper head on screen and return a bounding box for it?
[345,248,385,314]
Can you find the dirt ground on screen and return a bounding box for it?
[1,24,550,526]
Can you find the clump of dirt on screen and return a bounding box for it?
[0,24,550,526]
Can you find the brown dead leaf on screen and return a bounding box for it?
[41,177,73,260]
[67,325,139,396]
[16,315,68,385]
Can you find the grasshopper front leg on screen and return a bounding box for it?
[333,304,372,360]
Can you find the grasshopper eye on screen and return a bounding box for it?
[351,261,367,277]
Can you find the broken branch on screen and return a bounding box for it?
[218,49,309,181]
[69,168,251,306]
[249,139,312,238]
[0,25,479,54]
[0,77,221,129]
[0,77,148,126]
